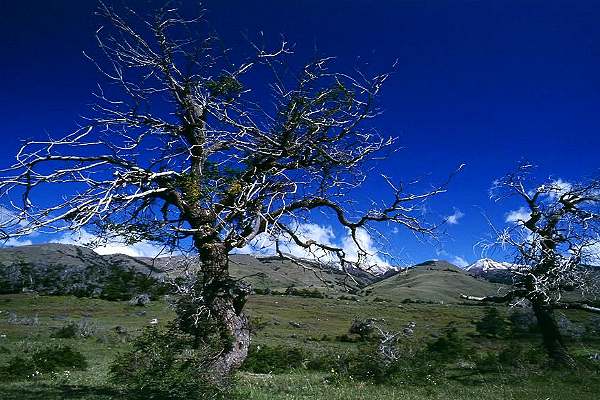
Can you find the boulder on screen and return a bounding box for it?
[129,293,151,306]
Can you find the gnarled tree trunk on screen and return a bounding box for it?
[531,302,575,368]
[211,295,250,375]
[196,240,251,376]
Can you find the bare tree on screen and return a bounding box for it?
[463,163,600,367]
[0,3,448,374]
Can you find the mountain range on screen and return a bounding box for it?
[0,243,514,303]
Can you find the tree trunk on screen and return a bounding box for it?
[196,240,251,376]
[531,302,576,368]
[212,295,250,375]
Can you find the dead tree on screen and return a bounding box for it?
[0,3,447,374]
[463,163,600,367]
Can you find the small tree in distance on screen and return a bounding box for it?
[475,307,507,338]
[463,163,600,367]
[0,3,451,374]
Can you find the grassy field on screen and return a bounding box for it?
[0,293,599,399]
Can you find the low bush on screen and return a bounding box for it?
[248,316,269,333]
[285,287,325,299]
[338,295,359,302]
[109,324,231,400]
[51,318,98,339]
[348,318,376,341]
[426,324,468,361]
[242,344,308,373]
[322,343,442,386]
[474,342,547,372]
[334,333,360,343]
[475,307,508,338]
[0,345,87,381]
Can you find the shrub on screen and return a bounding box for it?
[109,324,230,400]
[348,318,376,341]
[285,287,325,299]
[474,342,546,372]
[51,323,78,339]
[0,356,35,380]
[334,333,360,343]
[32,345,88,371]
[497,343,541,367]
[248,316,269,333]
[51,318,98,339]
[241,344,307,373]
[372,297,390,303]
[340,346,389,383]
[0,345,87,381]
[324,343,443,386]
[475,307,508,337]
[426,324,468,361]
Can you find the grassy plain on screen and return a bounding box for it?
[0,293,598,399]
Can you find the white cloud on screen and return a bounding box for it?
[237,223,391,272]
[3,237,33,247]
[446,209,464,225]
[550,179,572,197]
[53,229,169,258]
[1,215,392,270]
[0,206,37,247]
[537,179,573,200]
[341,227,391,270]
[451,255,469,268]
[581,239,600,266]
[436,249,469,268]
[506,206,530,224]
[0,206,19,228]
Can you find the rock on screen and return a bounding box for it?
[114,325,128,335]
[129,293,151,306]
[557,315,585,339]
[508,307,537,333]
[588,316,600,335]
[114,325,129,343]
[289,321,304,328]
[403,321,416,336]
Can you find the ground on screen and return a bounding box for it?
[0,293,598,399]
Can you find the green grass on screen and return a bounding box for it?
[0,293,599,399]
[236,371,600,400]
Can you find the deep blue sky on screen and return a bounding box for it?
[1,1,599,266]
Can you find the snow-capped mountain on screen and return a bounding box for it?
[466,258,516,283]
[466,258,514,273]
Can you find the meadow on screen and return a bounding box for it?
[0,293,599,399]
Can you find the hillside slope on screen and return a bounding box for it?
[0,244,374,297]
[363,260,507,303]
[0,245,525,304]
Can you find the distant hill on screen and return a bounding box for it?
[362,260,507,304]
[0,244,167,299]
[0,243,375,298]
[465,258,600,301]
[0,244,533,304]
[227,254,376,292]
